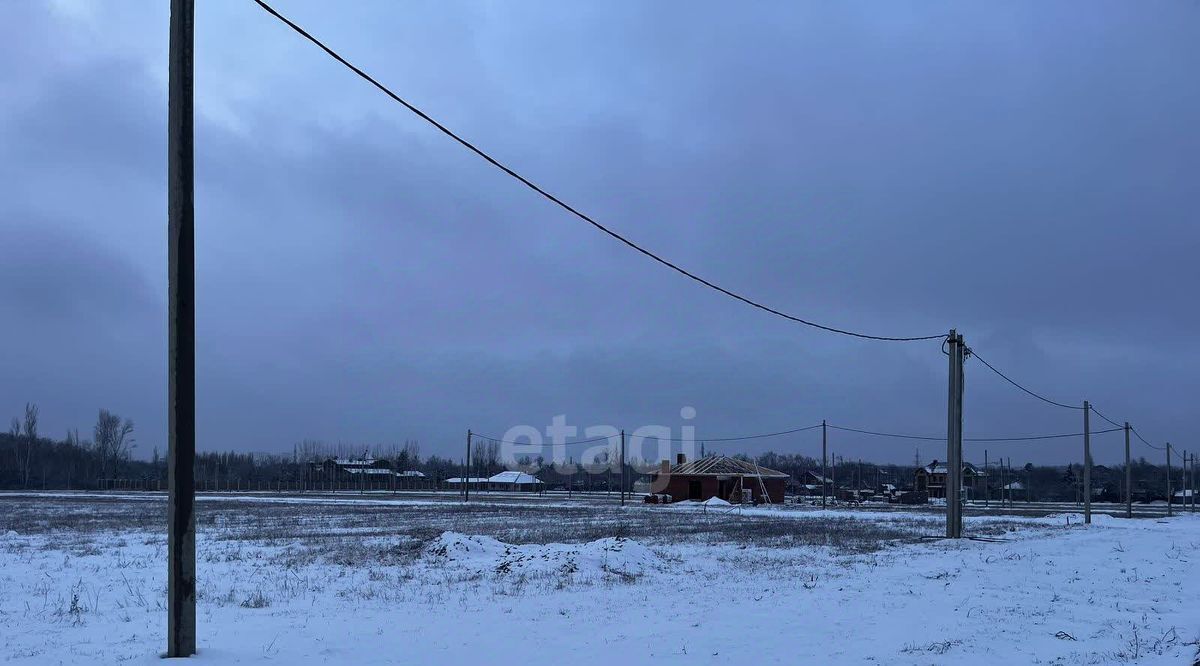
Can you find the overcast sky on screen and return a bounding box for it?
[1,1,1196,466]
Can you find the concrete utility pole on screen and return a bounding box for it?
[1190,452,1195,513]
[1191,452,1196,514]
[945,330,964,539]
[1166,443,1172,517]
[619,430,626,506]
[1124,423,1132,519]
[167,0,196,657]
[1007,458,1013,508]
[1083,401,1092,524]
[821,420,828,509]
[1183,451,1190,514]
[984,450,989,508]
[1190,451,1195,514]
[464,430,471,502]
[830,452,836,502]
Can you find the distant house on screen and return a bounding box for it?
[1000,480,1026,500]
[800,471,833,496]
[914,460,985,499]
[487,471,545,492]
[310,457,392,482]
[650,454,788,504]
[444,477,489,491]
[444,472,545,492]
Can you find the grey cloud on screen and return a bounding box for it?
[1,1,1196,464]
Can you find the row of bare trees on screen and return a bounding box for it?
[1,403,136,489]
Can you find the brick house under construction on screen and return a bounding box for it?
[914,460,985,499]
[650,454,788,504]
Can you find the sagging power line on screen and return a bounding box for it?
[967,347,1083,411]
[249,0,945,343]
[243,0,1175,543]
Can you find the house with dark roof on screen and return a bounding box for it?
[914,460,985,499]
[650,454,789,504]
[310,456,392,482]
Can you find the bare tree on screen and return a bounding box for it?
[94,409,135,479]
[8,417,19,483]
[18,403,38,488]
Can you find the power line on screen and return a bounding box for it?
[966,427,1121,442]
[475,424,824,446]
[248,0,1178,450]
[673,424,824,443]
[1091,406,1169,453]
[828,423,1122,443]
[828,425,941,441]
[249,0,947,343]
[471,433,616,447]
[1130,426,1167,451]
[967,347,1083,410]
[1087,404,1124,429]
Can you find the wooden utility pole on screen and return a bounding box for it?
[167,0,196,657]
[464,430,471,502]
[1124,422,1132,519]
[946,330,964,539]
[1083,401,1092,524]
[619,429,626,506]
[821,420,828,509]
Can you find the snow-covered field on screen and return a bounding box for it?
[1,494,1197,664]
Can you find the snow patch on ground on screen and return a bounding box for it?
[2,497,1198,664]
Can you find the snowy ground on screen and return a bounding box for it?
[0,494,1197,664]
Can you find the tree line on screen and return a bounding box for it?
[2,403,135,490]
[0,403,1180,498]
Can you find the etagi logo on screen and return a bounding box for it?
[496,407,699,475]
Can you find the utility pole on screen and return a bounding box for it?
[1189,451,1194,514]
[1007,457,1013,507]
[1166,443,1172,517]
[1183,450,1189,514]
[945,329,964,539]
[464,430,471,502]
[619,429,626,506]
[984,449,989,508]
[1190,452,1195,514]
[830,452,836,503]
[1124,422,1132,519]
[1191,452,1196,514]
[1083,401,1092,524]
[821,420,828,509]
[167,0,196,657]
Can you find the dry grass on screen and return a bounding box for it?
[0,495,1035,568]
